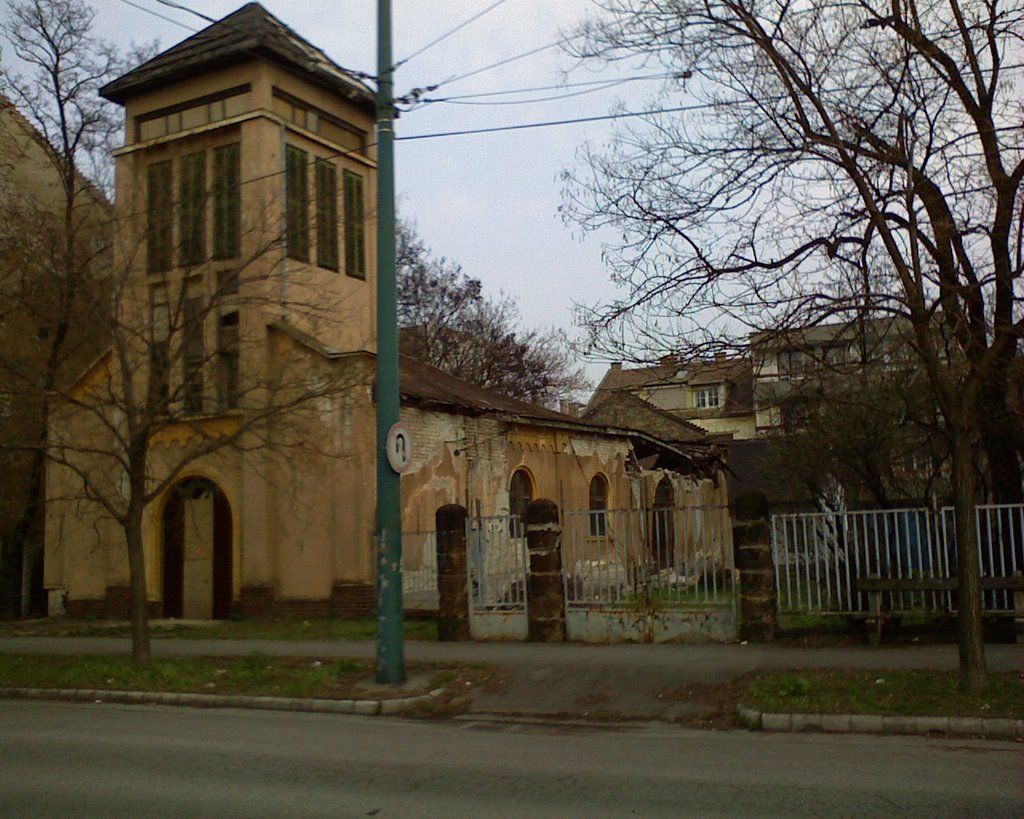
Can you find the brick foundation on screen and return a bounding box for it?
[237,583,276,617]
[330,582,375,617]
[236,581,376,618]
[63,582,378,621]
[65,588,161,619]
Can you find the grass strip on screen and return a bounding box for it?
[0,616,438,642]
[0,653,458,700]
[744,669,1024,720]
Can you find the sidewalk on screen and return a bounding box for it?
[1,637,1021,723]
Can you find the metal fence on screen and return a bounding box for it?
[467,514,528,611]
[771,503,1024,615]
[562,506,735,609]
[401,530,438,609]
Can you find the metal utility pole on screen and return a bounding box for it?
[374,0,405,684]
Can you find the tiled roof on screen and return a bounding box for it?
[100,3,374,109]
[582,391,707,443]
[399,355,592,426]
[593,357,751,393]
[588,356,754,416]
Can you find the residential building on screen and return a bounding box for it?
[587,356,756,441]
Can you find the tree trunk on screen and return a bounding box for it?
[125,501,151,668]
[950,430,986,694]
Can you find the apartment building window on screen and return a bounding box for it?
[178,151,206,267]
[182,293,205,414]
[343,170,365,279]
[146,160,173,273]
[316,159,339,270]
[589,475,609,537]
[212,143,240,259]
[285,145,309,262]
[217,311,240,410]
[694,385,720,409]
[778,348,812,378]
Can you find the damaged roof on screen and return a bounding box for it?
[100,2,374,110]
[399,355,587,426]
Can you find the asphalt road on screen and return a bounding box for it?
[1,700,1021,817]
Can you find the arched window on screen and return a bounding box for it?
[652,477,675,567]
[509,469,533,537]
[589,474,609,536]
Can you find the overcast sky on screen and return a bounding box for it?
[25,0,670,385]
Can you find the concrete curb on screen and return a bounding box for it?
[0,686,448,716]
[736,704,1024,740]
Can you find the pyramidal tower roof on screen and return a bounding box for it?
[100,2,373,110]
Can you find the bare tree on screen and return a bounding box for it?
[397,219,588,406]
[563,0,1023,692]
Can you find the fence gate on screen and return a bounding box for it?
[466,514,529,640]
[561,506,737,643]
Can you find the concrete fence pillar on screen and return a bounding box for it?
[436,504,470,641]
[732,490,777,642]
[526,498,566,642]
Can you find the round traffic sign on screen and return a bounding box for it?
[386,422,413,474]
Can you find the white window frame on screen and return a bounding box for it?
[694,385,721,409]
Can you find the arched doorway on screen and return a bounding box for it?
[651,477,675,568]
[162,477,232,619]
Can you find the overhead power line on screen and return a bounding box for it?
[116,0,196,31]
[412,73,686,108]
[436,37,566,87]
[397,103,714,141]
[395,0,515,69]
[422,72,682,102]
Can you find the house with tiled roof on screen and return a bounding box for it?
[588,355,757,441]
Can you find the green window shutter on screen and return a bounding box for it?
[146,161,173,273]
[316,159,338,270]
[178,151,206,267]
[343,170,365,279]
[285,145,309,262]
[213,143,240,259]
[182,294,205,415]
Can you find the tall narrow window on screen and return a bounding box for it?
[589,475,609,537]
[178,151,206,267]
[182,293,205,414]
[212,143,240,259]
[147,160,173,273]
[150,298,170,414]
[343,170,365,279]
[316,158,338,270]
[285,145,309,262]
[509,469,533,538]
[652,477,675,568]
[217,311,240,410]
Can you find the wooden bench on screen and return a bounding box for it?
[856,575,1024,645]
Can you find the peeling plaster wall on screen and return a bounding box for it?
[399,413,635,533]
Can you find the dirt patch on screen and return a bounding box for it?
[656,675,760,729]
[405,664,508,718]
